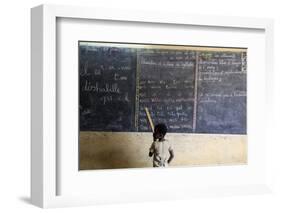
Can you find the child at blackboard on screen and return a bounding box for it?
[149,123,174,167]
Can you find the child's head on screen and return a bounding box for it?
[153,123,167,141]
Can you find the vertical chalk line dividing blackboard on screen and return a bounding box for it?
[241,52,247,73]
[135,50,140,131]
[192,52,199,132]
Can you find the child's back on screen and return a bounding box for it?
[149,123,174,167]
[150,138,173,167]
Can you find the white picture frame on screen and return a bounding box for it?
[31,4,274,208]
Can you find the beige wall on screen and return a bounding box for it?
[79,132,247,170]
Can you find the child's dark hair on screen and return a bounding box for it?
[154,123,167,136]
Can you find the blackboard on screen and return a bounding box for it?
[79,42,247,135]
[137,49,196,133]
[79,44,136,131]
[195,52,247,134]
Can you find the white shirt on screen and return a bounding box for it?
[149,139,173,167]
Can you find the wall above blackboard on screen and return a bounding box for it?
[79,41,247,134]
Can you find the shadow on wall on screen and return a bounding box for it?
[79,132,153,170]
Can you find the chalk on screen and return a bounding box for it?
[145,107,154,132]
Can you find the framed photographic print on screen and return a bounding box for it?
[31,4,274,208]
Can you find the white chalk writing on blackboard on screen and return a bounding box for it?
[83,81,120,94]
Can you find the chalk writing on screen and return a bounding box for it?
[196,51,247,134]
[79,44,136,131]
[79,42,247,134]
[83,81,120,93]
[137,49,196,133]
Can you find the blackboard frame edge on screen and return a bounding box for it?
[79,40,248,52]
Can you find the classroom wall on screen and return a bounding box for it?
[79,132,247,170]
